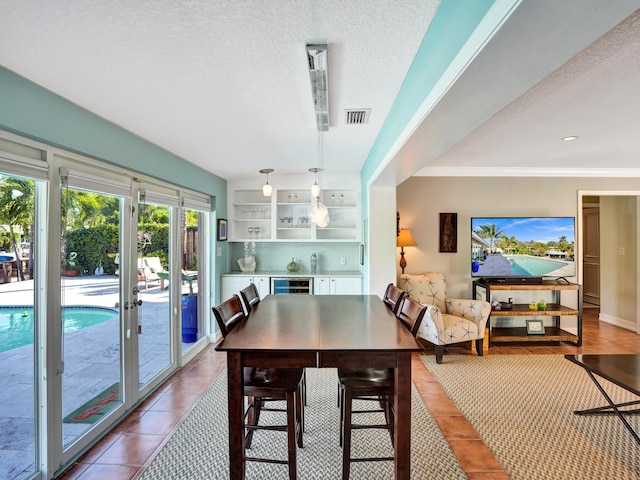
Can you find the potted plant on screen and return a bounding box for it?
[62,252,79,276]
[471,253,481,273]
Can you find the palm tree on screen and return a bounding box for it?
[477,223,505,254]
[0,176,34,281]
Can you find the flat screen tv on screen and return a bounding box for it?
[471,217,575,282]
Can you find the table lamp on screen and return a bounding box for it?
[397,229,417,274]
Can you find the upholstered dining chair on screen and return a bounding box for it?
[382,283,407,314]
[213,295,304,478]
[400,272,491,363]
[337,295,427,480]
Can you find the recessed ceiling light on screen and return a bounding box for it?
[562,136,578,141]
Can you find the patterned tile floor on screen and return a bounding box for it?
[56,306,640,480]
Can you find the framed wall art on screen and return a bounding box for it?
[217,219,228,241]
[439,213,457,253]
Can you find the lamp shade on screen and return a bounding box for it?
[397,229,417,247]
[262,183,272,196]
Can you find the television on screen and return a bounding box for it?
[471,216,575,282]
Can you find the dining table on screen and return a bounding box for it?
[215,294,422,479]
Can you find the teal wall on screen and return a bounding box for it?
[359,0,496,210]
[357,0,498,291]
[0,66,228,302]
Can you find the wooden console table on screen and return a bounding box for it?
[473,279,582,346]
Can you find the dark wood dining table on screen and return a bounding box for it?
[215,294,422,479]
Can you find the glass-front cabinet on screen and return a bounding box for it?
[230,189,272,241]
[229,186,359,242]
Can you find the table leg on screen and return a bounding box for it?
[577,370,640,445]
[394,352,412,479]
[227,352,245,479]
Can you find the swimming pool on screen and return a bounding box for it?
[506,255,569,276]
[0,306,118,353]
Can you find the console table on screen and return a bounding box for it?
[473,279,582,346]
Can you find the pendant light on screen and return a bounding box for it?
[310,167,321,198]
[308,133,329,227]
[260,169,274,196]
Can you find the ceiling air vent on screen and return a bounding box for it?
[344,109,370,125]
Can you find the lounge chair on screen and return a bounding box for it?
[137,257,166,290]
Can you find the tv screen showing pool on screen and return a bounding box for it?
[471,217,575,279]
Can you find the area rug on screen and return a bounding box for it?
[422,354,640,480]
[63,382,120,424]
[140,368,466,479]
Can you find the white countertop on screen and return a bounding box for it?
[222,270,362,277]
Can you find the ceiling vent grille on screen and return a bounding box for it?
[345,109,370,125]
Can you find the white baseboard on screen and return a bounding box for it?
[599,313,637,332]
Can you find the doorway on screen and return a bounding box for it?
[582,203,600,306]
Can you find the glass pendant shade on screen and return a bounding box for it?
[259,168,274,197]
[308,200,330,227]
[311,182,320,198]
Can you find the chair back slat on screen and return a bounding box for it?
[382,283,407,315]
[396,296,427,337]
[213,295,246,337]
[240,283,261,313]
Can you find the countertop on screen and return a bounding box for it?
[222,270,363,277]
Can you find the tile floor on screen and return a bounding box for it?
[58,307,640,479]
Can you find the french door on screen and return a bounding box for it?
[0,136,211,480]
[52,157,181,475]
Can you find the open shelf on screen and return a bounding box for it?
[473,279,582,347]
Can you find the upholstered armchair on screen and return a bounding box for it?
[400,272,491,363]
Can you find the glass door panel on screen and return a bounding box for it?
[0,173,37,478]
[137,200,171,388]
[181,208,204,354]
[61,187,124,448]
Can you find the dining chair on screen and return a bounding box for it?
[213,295,304,479]
[239,283,308,408]
[337,296,426,479]
[239,282,260,314]
[382,283,407,314]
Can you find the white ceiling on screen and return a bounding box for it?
[1,1,640,185]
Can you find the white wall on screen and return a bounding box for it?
[600,196,638,329]
[397,176,640,330]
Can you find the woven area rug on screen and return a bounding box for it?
[422,354,640,480]
[140,368,465,479]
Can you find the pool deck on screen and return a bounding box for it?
[476,253,575,277]
[0,275,197,479]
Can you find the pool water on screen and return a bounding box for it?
[506,256,568,276]
[0,306,118,353]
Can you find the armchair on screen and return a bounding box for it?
[400,272,491,363]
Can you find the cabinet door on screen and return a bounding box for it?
[314,276,331,295]
[254,276,270,298]
[221,275,253,300]
[330,277,362,295]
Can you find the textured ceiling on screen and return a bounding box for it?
[415,5,640,177]
[1,1,640,185]
[0,0,437,181]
